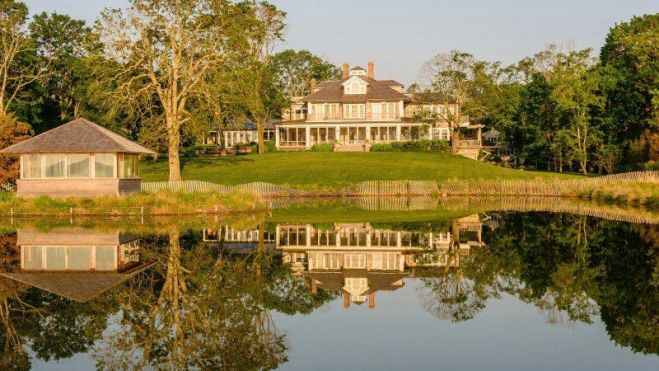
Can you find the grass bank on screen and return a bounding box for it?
[141,152,581,186]
[0,190,264,216]
[582,182,659,208]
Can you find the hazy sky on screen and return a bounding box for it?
[24,0,658,85]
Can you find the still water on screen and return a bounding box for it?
[0,200,657,370]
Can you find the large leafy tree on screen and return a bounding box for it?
[600,14,659,168]
[420,51,474,153]
[229,1,286,154]
[96,0,249,180]
[29,12,99,127]
[270,49,340,97]
[549,49,603,175]
[0,0,42,118]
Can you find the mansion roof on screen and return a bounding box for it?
[305,76,410,103]
[0,118,155,155]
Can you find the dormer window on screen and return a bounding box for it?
[343,76,367,95]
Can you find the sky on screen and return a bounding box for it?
[24,0,659,85]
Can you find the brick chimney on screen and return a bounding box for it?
[342,62,349,79]
[367,61,374,79]
[310,78,317,92]
[368,293,375,309]
[343,292,350,309]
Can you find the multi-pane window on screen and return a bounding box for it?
[344,104,365,119]
[95,154,115,178]
[22,154,43,179]
[67,154,90,178]
[21,153,121,179]
[44,154,66,178]
[121,154,139,178]
[436,128,451,141]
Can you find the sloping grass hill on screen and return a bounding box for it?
[141,152,580,186]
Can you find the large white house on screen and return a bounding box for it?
[275,62,482,155]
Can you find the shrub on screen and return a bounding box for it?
[370,143,393,152]
[370,140,449,153]
[264,139,277,153]
[311,143,334,152]
[644,160,659,171]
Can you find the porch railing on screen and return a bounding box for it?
[306,112,401,122]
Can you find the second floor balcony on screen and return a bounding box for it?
[307,112,402,122]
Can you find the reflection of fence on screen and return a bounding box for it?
[265,196,658,224]
[142,171,658,197]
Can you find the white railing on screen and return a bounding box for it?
[306,112,401,122]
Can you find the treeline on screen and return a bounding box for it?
[419,14,658,174]
[0,0,338,182]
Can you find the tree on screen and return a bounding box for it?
[231,1,286,154]
[420,51,474,153]
[96,0,248,180]
[549,49,603,174]
[270,49,339,97]
[600,14,659,168]
[0,0,43,118]
[29,12,98,124]
[0,113,31,185]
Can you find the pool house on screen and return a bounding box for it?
[0,118,155,198]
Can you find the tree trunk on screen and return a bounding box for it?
[257,121,265,154]
[166,116,182,181]
[451,130,459,154]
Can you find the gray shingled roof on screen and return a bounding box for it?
[305,76,410,103]
[1,262,153,302]
[0,118,155,155]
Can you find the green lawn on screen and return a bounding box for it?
[141,152,581,186]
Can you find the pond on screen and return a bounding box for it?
[0,198,657,370]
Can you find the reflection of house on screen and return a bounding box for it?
[203,226,276,252]
[277,218,484,309]
[1,229,153,302]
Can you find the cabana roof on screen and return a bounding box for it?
[1,262,154,302]
[0,118,155,155]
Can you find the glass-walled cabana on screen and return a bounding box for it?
[0,118,155,198]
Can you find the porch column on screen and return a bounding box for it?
[365,126,371,141]
[305,126,311,149]
[335,125,340,142]
[306,225,312,247]
[478,126,482,145]
[396,125,401,141]
[275,127,280,149]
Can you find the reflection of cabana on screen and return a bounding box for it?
[0,229,153,302]
[0,118,155,198]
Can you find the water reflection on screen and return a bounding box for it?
[2,229,152,302]
[0,211,657,369]
[274,216,484,309]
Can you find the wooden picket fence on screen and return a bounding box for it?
[142,171,658,198]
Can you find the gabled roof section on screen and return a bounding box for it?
[409,92,457,104]
[351,66,366,71]
[305,76,410,103]
[380,80,404,87]
[0,118,155,155]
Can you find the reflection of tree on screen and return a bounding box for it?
[468,213,659,354]
[416,242,486,322]
[0,281,30,370]
[94,230,289,369]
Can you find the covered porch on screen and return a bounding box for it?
[275,123,437,150]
